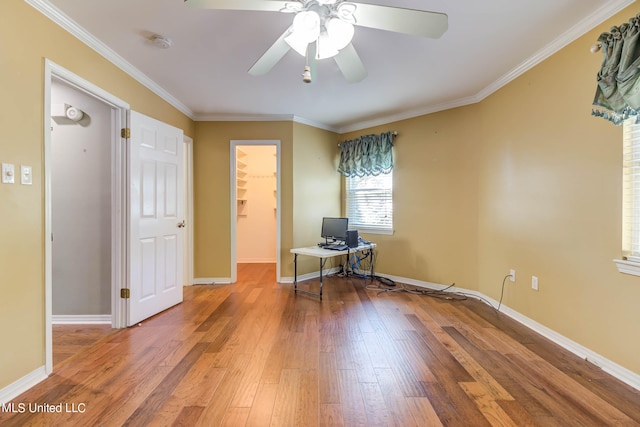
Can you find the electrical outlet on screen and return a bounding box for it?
[509,269,516,282]
[532,276,539,291]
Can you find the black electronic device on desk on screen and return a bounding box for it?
[293,217,376,299]
[346,229,358,248]
[321,217,347,242]
[325,243,348,251]
[319,217,349,250]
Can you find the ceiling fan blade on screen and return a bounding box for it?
[333,44,367,83]
[248,29,292,76]
[185,0,289,12]
[351,2,448,39]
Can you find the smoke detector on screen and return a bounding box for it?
[151,35,172,49]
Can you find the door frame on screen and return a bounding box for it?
[183,136,195,286]
[230,140,281,283]
[44,60,129,373]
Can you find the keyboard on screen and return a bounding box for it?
[325,244,348,251]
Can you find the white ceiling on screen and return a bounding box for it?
[40,0,634,132]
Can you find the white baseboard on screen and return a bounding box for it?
[0,366,47,405]
[52,315,111,325]
[4,271,638,407]
[237,259,276,263]
[193,277,232,285]
[495,301,640,391]
[375,272,640,392]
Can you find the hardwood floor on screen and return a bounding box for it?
[2,263,639,426]
[52,324,115,367]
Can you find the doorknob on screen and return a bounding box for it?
[177,220,186,228]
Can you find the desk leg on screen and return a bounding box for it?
[370,248,375,280]
[293,253,298,293]
[293,254,325,299]
[346,249,351,276]
[319,258,323,300]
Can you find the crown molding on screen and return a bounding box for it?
[337,95,482,134]
[292,115,339,132]
[193,113,339,132]
[341,0,636,134]
[193,113,296,122]
[25,0,195,120]
[26,0,635,133]
[475,0,636,103]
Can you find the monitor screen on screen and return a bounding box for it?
[321,217,348,241]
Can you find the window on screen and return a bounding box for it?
[622,120,640,260]
[615,120,640,275]
[345,171,393,234]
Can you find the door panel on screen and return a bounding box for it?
[128,111,184,326]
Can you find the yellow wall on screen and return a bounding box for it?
[292,122,341,274]
[193,121,293,278]
[0,1,193,389]
[193,121,339,279]
[340,109,481,289]
[476,6,640,373]
[344,5,640,376]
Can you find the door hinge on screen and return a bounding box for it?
[121,128,131,138]
[120,288,130,299]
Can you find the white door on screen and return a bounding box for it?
[128,111,184,326]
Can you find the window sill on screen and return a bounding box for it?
[613,259,640,276]
[354,226,393,236]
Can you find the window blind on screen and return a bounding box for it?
[345,172,393,232]
[622,120,640,259]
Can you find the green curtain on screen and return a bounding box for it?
[592,14,640,125]
[337,131,394,177]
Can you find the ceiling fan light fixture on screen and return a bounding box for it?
[316,33,339,59]
[291,11,320,42]
[284,10,321,56]
[335,3,357,23]
[280,2,303,13]
[326,18,354,51]
[285,31,311,56]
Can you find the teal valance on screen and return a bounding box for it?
[337,131,395,177]
[592,14,640,125]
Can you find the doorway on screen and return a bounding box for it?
[50,77,113,324]
[44,61,129,373]
[44,61,194,373]
[230,140,281,283]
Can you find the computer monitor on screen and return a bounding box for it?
[321,217,348,242]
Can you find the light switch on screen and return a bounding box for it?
[21,165,32,185]
[2,163,15,184]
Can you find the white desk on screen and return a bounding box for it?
[290,243,376,299]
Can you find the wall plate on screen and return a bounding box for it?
[21,165,32,185]
[2,163,15,184]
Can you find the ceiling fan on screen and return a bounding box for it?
[185,0,448,83]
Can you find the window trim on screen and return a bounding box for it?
[614,258,640,277]
[617,119,640,275]
[344,172,393,235]
[351,225,394,236]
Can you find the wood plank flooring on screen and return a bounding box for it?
[2,263,639,426]
[52,324,115,367]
